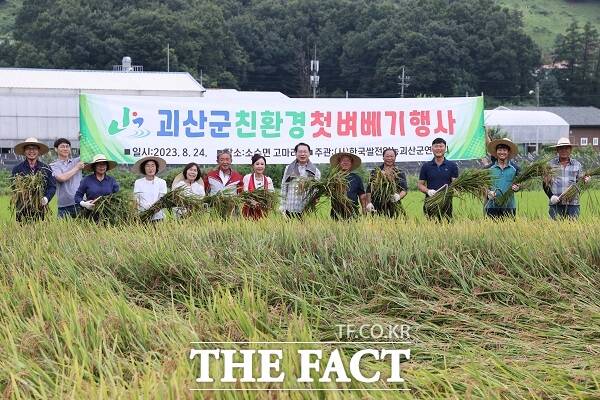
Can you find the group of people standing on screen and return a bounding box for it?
[9,135,593,222]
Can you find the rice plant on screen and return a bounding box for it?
[298,167,355,217]
[495,158,555,206]
[139,186,206,222]
[424,169,491,215]
[9,171,49,221]
[85,190,138,225]
[202,191,243,218]
[239,188,279,214]
[370,168,406,216]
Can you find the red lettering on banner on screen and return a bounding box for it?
[337,111,358,137]
[409,110,431,137]
[311,111,332,138]
[385,111,405,136]
[434,110,456,135]
[360,112,382,136]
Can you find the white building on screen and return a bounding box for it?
[0,67,206,152]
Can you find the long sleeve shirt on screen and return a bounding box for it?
[74,174,119,203]
[11,160,56,201]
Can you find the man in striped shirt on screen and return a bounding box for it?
[544,138,591,219]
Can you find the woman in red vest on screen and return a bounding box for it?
[242,154,274,219]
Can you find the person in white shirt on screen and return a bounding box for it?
[172,162,205,218]
[242,154,274,219]
[133,156,168,221]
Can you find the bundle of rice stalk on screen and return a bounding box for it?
[240,188,278,213]
[139,186,206,222]
[88,191,138,225]
[558,167,600,204]
[202,191,243,218]
[495,158,555,206]
[584,166,600,178]
[10,171,49,220]
[370,168,406,216]
[424,169,492,214]
[298,167,354,216]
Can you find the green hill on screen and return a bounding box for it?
[498,0,600,58]
[1,0,598,61]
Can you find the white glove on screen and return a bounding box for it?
[366,203,376,212]
[427,189,437,197]
[487,190,496,199]
[278,205,286,215]
[550,195,560,205]
[583,176,591,184]
[80,200,94,210]
[391,193,401,203]
[41,197,48,206]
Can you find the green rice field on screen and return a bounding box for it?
[1,191,599,398]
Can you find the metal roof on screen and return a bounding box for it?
[484,109,569,144]
[508,106,600,126]
[0,68,205,93]
[202,88,289,99]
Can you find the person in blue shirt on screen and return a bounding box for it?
[418,137,459,220]
[329,152,366,220]
[484,138,520,219]
[11,137,56,222]
[74,154,119,216]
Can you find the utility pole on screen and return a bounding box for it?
[310,45,319,98]
[398,65,410,98]
[535,81,540,107]
[167,43,170,72]
[200,69,203,87]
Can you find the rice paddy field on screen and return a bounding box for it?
[1,191,600,399]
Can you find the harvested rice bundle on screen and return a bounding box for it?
[202,191,243,218]
[10,171,49,221]
[425,169,492,215]
[298,167,355,216]
[370,168,406,216]
[559,167,600,204]
[139,186,206,222]
[495,158,555,206]
[87,191,138,225]
[240,188,278,213]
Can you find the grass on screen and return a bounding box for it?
[499,0,600,57]
[0,210,599,398]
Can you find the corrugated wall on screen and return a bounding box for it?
[0,94,79,148]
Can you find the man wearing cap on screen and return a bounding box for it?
[74,154,119,213]
[417,137,459,220]
[204,149,243,195]
[544,137,591,219]
[133,156,168,221]
[330,152,367,219]
[280,142,321,218]
[11,137,56,222]
[50,138,84,218]
[484,138,520,218]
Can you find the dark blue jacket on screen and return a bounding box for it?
[11,160,57,200]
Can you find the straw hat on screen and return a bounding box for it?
[14,137,49,156]
[549,137,576,149]
[329,152,361,171]
[487,138,518,159]
[171,172,185,189]
[83,154,117,172]
[132,156,167,175]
